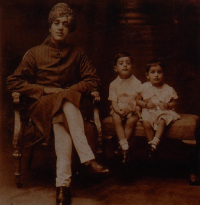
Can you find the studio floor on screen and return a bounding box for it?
[1,127,200,205]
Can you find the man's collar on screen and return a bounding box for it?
[43,35,68,49]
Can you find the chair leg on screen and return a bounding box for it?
[182,140,199,185]
[28,146,35,170]
[189,144,199,185]
[97,137,103,155]
[13,149,22,188]
[93,104,103,155]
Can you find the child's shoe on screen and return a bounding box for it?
[148,146,157,158]
[118,139,130,164]
[148,137,160,150]
[113,147,130,164]
[121,149,130,164]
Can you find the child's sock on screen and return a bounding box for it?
[148,137,160,150]
[119,139,129,150]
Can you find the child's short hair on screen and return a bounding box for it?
[114,51,133,65]
[146,59,165,73]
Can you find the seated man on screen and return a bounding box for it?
[6,3,109,205]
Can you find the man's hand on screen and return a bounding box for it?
[91,91,100,102]
[43,87,64,94]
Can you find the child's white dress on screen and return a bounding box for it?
[139,82,181,130]
[108,75,141,118]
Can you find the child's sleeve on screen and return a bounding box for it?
[136,80,142,94]
[136,82,143,97]
[170,87,178,100]
[108,83,117,102]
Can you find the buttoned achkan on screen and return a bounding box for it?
[7,35,100,145]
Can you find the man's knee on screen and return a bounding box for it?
[63,100,72,110]
[63,101,80,117]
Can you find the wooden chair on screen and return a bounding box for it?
[11,92,103,188]
[101,114,200,185]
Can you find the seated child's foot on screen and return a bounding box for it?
[118,139,129,164]
[148,148,155,158]
[151,144,156,150]
[148,145,157,158]
[148,137,160,150]
[121,149,130,164]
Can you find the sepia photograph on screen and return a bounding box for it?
[1,0,200,204]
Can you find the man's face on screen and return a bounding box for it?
[49,17,70,44]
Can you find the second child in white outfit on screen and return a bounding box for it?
[108,52,141,163]
[136,59,181,156]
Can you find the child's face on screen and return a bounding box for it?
[114,57,133,79]
[146,65,164,86]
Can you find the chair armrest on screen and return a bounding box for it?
[12,92,21,104]
[93,101,102,138]
[91,91,102,139]
[11,92,22,148]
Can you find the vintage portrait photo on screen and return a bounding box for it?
[1,0,200,204]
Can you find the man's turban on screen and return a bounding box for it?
[48,3,76,32]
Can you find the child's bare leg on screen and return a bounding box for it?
[143,120,154,142]
[112,112,129,153]
[125,115,139,140]
[112,112,126,141]
[155,119,166,140]
[149,119,166,150]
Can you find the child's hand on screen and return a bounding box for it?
[118,109,128,117]
[146,102,156,109]
[134,106,141,114]
[91,91,101,102]
[158,101,168,110]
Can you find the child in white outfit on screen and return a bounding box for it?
[108,52,141,163]
[136,59,181,156]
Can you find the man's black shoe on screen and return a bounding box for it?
[56,186,71,205]
[83,159,110,175]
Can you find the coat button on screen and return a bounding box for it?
[30,95,37,98]
[56,53,61,57]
